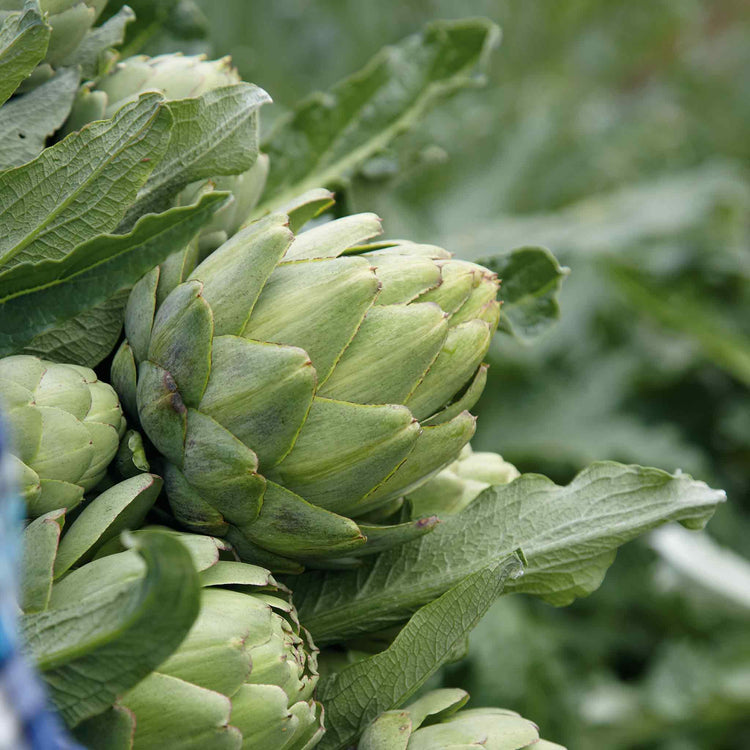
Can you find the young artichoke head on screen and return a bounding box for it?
[68,534,324,749]
[358,689,564,750]
[0,355,125,518]
[112,211,500,570]
[22,493,324,749]
[405,444,520,518]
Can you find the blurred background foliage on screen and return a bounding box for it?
[137,1,749,747]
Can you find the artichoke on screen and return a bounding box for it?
[73,534,325,749]
[111,210,500,570]
[358,689,564,750]
[87,52,242,119]
[405,444,520,517]
[0,355,126,518]
[22,501,324,747]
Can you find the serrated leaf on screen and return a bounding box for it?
[21,530,200,728]
[0,92,170,270]
[257,18,499,213]
[0,1,50,106]
[0,191,228,364]
[123,83,270,225]
[0,66,79,168]
[317,554,523,750]
[483,246,568,342]
[294,462,725,643]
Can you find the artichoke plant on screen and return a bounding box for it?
[111,210,500,570]
[0,355,126,518]
[358,689,564,750]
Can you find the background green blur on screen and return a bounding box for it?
[157,2,749,747]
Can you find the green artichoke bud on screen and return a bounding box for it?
[66,51,242,129]
[358,689,565,750]
[111,210,500,570]
[0,355,126,518]
[98,52,241,117]
[406,444,520,517]
[21,474,324,747]
[65,535,324,748]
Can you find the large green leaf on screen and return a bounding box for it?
[317,554,523,750]
[21,530,200,728]
[0,92,171,270]
[258,18,499,212]
[485,246,568,342]
[123,83,270,224]
[293,462,725,643]
[0,1,49,106]
[0,66,79,168]
[0,191,228,363]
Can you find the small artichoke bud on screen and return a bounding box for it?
[406,444,520,517]
[359,689,563,749]
[95,52,241,117]
[0,355,126,517]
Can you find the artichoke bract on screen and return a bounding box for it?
[112,211,500,570]
[358,689,564,749]
[66,531,324,749]
[0,355,125,517]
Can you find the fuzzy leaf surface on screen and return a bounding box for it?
[123,83,270,224]
[294,462,725,643]
[0,192,228,364]
[0,1,49,106]
[0,67,79,168]
[0,93,170,270]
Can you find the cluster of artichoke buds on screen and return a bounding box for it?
[111,208,501,571]
[359,689,564,749]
